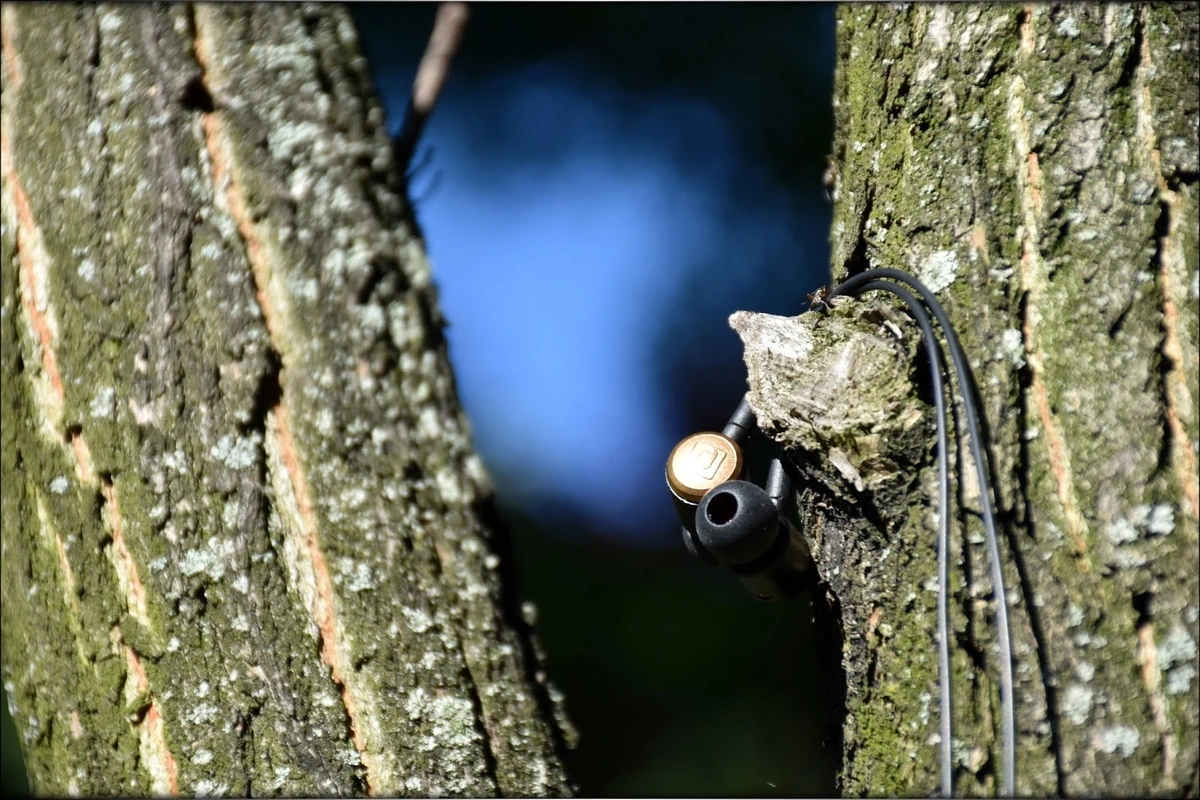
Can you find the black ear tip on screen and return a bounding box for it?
[695,480,780,567]
[704,488,741,526]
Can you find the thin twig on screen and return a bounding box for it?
[393,2,469,174]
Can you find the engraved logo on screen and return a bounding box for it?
[689,441,726,481]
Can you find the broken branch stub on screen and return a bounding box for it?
[729,301,931,523]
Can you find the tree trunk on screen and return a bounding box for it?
[1,4,571,796]
[736,3,1198,796]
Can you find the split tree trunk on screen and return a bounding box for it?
[1,4,571,796]
[737,3,1198,796]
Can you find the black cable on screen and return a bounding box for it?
[833,279,953,796]
[723,395,757,443]
[831,268,1015,797]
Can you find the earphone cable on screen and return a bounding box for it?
[831,268,1015,797]
[833,279,953,796]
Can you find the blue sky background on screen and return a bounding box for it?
[357,13,844,788]
[379,59,829,544]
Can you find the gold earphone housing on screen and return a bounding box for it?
[665,431,745,527]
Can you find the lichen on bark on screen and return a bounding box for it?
[733,302,930,510]
[742,3,1198,796]
[733,300,946,796]
[1,4,571,796]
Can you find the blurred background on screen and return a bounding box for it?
[1,3,836,796]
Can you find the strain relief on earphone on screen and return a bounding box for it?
[721,395,756,443]
[765,456,789,508]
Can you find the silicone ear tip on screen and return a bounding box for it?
[695,480,780,567]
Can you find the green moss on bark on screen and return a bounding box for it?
[799,3,1200,795]
[2,4,572,796]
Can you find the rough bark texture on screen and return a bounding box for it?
[1,3,571,796]
[736,3,1198,796]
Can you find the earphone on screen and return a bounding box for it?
[665,268,1016,798]
[665,396,812,602]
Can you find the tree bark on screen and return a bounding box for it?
[736,3,1198,796]
[1,4,571,796]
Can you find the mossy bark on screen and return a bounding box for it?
[1,4,571,796]
[737,3,1198,796]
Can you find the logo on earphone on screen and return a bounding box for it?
[689,441,726,480]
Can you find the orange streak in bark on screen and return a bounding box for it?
[7,23,180,795]
[1134,5,1199,520]
[101,481,150,626]
[70,433,96,484]
[273,404,374,786]
[195,29,374,786]
[110,489,177,795]
[1020,150,1089,564]
[125,646,179,796]
[1160,309,1199,518]
[1018,4,1035,55]
[0,5,21,87]
[198,112,282,344]
[1137,622,1178,787]
[1,130,65,405]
